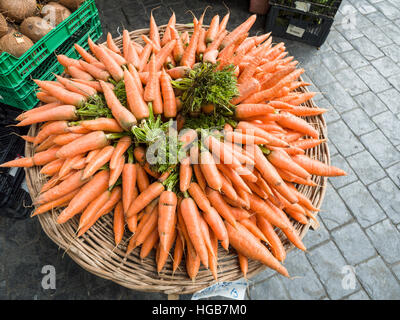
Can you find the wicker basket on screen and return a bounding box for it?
[24,25,330,295]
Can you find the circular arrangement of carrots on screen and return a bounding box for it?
[1,10,347,281]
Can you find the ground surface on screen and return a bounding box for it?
[1,0,400,300]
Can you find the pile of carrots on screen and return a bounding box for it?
[1,10,347,281]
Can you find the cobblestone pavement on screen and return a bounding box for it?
[1,0,400,300]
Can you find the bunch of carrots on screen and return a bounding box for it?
[1,9,347,281]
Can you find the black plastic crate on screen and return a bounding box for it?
[266,3,334,47]
[0,104,32,219]
[270,0,342,18]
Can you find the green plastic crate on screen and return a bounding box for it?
[0,0,98,89]
[0,19,103,110]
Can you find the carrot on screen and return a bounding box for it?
[267,148,311,180]
[267,199,306,251]
[80,118,123,133]
[206,187,237,228]
[36,170,88,205]
[235,103,275,119]
[55,75,97,97]
[56,170,110,224]
[110,136,131,170]
[72,79,113,93]
[78,60,110,82]
[134,206,159,248]
[206,14,220,43]
[290,138,326,150]
[100,80,137,130]
[123,69,149,120]
[33,80,86,107]
[256,215,286,262]
[67,66,94,81]
[289,92,316,106]
[180,17,202,68]
[220,14,256,50]
[226,221,289,277]
[215,163,252,194]
[56,131,109,159]
[107,32,122,54]
[74,43,98,64]
[16,105,78,127]
[197,27,206,55]
[40,158,64,176]
[236,121,289,148]
[169,27,185,63]
[82,145,114,180]
[34,120,68,145]
[138,43,152,72]
[143,54,157,102]
[172,231,184,274]
[149,9,161,48]
[109,154,124,187]
[291,154,347,177]
[57,54,83,70]
[230,78,261,105]
[77,186,122,237]
[102,45,127,66]
[179,157,192,192]
[113,201,124,245]
[91,44,124,82]
[160,68,176,118]
[126,181,164,218]
[18,102,62,121]
[32,189,80,217]
[135,163,149,193]
[180,197,209,268]
[264,112,319,139]
[140,228,159,259]
[203,135,242,169]
[59,154,83,178]
[36,91,60,104]
[186,239,200,281]
[78,189,111,229]
[199,147,223,191]
[153,39,176,71]
[218,12,230,34]
[53,133,84,146]
[157,227,177,273]
[158,190,177,251]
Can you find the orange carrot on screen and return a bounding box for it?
[107,32,122,54]
[82,145,114,180]
[124,69,149,120]
[78,60,110,82]
[179,157,192,192]
[80,118,123,132]
[79,189,111,229]
[158,190,177,251]
[74,43,98,64]
[56,131,109,159]
[100,80,137,130]
[160,68,176,118]
[206,187,237,228]
[256,215,286,262]
[126,181,164,218]
[91,44,123,82]
[110,136,131,170]
[32,189,80,217]
[225,221,289,277]
[291,154,347,177]
[113,201,124,245]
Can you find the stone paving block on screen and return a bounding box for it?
[360,129,400,168]
[327,120,364,156]
[379,24,400,46]
[341,108,377,136]
[340,50,370,70]
[339,181,385,228]
[280,251,326,300]
[326,30,354,53]
[99,8,129,37]
[307,241,359,299]
[320,182,353,231]
[381,44,400,64]
[344,290,370,300]
[332,222,376,265]
[249,275,290,300]
[303,219,330,250]
[366,11,392,26]
[329,154,358,189]
[386,162,400,188]
[318,82,359,114]
[356,256,400,300]
[366,219,400,264]
[353,91,388,116]
[374,1,400,20]
[372,111,400,146]
[350,37,384,61]
[377,88,400,114]
[360,25,393,48]
[371,57,400,78]
[388,74,400,92]
[356,65,392,93]
[356,1,377,15]
[392,263,400,282]
[334,23,363,41]
[320,50,350,74]
[347,150,386,185]
[304,64,337,88]
[327,139,339,156]
[248,268,276,285]
[334,69,370,97]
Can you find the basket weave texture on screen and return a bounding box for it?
[24,25,330,295]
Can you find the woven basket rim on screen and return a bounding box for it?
[24,24,330,295]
